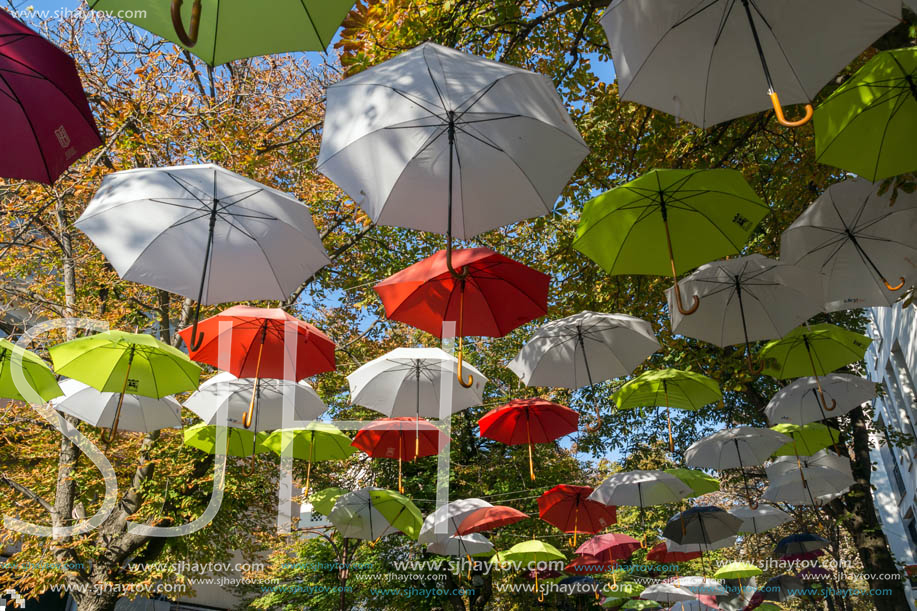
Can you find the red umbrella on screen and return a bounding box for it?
[374,247,549,387]
[351,417,449,492]
[575,534,641,565]
[478,398,578,480]
[538,484,617,546]
[646,541,703,564]
[565,554,615,575]
[178,305,336,428]
[455,505,528,535]
[0,9,101,184]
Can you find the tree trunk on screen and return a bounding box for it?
[70,590,119,611]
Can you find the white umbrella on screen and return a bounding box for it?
[427,533,493,557]
[670,601,718,611]
[184,371,326,432]
[328,487,418,541]
[641,583,696,604]
[780,178,917,312]
[51,378,181,433]
[762,466,854,505]
[418,498,492,545]
[674,576,729,597]
[765,374,876,425]
[766,450,852,481]
[600,0,900,128]
[507,311,659,389]
[75,164,329,349]
[728,505,791,534]
[666,255,823,370]
[316,42,588,251]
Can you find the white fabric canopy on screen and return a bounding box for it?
[418,498,492,544]
[589,470,693,507]
[729,505,791,534]
[51,378,181,433]
[427,533,493,557]
[766,374,876,425]
[685,426,792,470]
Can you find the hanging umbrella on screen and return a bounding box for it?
[761,574,806,602]
[497,540,567,595]
[455,505,528,536]
[759,323,871,413]
[427,533,494,557]
[0,8,102,184]
[815,48,917,182]
[684,426,791,507]
[374,247,549,387]
[621,600,660,610]
[666,255,823,371]
[615,368,722,451]
[0,338,62,402]
[663,535,738,554]
[665,468,720,497]
[183,422,268,457]
[565,554,616,575]
[714,561,762,584]
[183,371,326,431]
[663,507,742,547]
[538,485,617,546]
[762,466,853,505]
[352,417,449,492]
[260,424,356,496]
[49,330,201,443]
[669,601,718,611]
[728,505,791,534]
[780,179,917,312]
[309,487,348,517]
[674,576,729,597]
[328,487,423,541]
[478,398,578,480]
[418,498,492,545]
[774,533,829,557]
[574,169,768,316]
[51,379,181,433]
[765,374,876,426]
[604,581,645,600]
[641,583,696,605]
[647,541,702,564]
[317,42,588,243]
[771,423,841,457]
[75,165,330,350]
[87,0,355,66]
[600,0,900,127]
[767,450,852,480]
[575,534,641,567]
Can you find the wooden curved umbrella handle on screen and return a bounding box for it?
[171,0,202,48]
[885,277,906,291]
[769,91,813,127]
[746,353,764,375]
[673,282,700,315]
[456,352,474,388]
[823,398,838,412]
[748,497,759,510]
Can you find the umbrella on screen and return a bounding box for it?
[478,398,578,480]
[183,371,326,431]
[641,583,696,605]
[765,374,876,426]
[576,534,641,579]
[774,533,829,557]
[565,554,616,575]
[588,470,693,544]
[759,323,871,413]
[780,179,917,311]
[728,505,791,534]
[87,0,355,66]
[714,561,762,583]
[600,0,900,127]
[621,600,660,610]
[665,468,720,497]
[260,424,357,495]
[762,466,853,505]
[418,498,492,545]
[507,311,659,391]
[761,574,806,602]
[75,165,330,350]
[538,485,617,546]
[663,507,742,547]
[183,422,268,457]
[646,541,702,565]
[665,255,823,371]
[674,576,729,597]
[771,423,841,457]
[0,8,101,184]
[497,540,566,596]
[664,535,737,554]
[0,338,62,402]
[669,602,717,611]
[604,581,645,600]
[427,533,494,557]
[815,48,917,181]
[51,379,181,433]
[352,417,448,493]
[374,247,549,387]
[684,426,792,507]
[328,487,423,541]
[574,169,768,316]
[49,330,201,442]
[767,450,852,480]
[317,42,588,243]
[455,505,528,535]
[615,368,722,451]
[309,487,347,517]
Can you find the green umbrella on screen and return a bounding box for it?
[601,597,626,608]
[621,600,660,610]
[714,561,762,579]
[183,422,270,457]
[604,580,645,599]
[309,487,348,517]
[772,423,841,457]
[50,330,201,442]
[87,0,355,66]
[260,423,357,496]
[759,324,871,415]
[815,48,917,182]
[329,487,422,541]
[0,339,62,402]
[496,540,566,598]
[615,369,722,451]
[573,169,768,316]
[666,468,720,497]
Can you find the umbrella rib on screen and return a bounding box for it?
[0,69,52,181]
[702,0,735,126]
[297,0,325,49]
[422,46,451,112]
[747,0,811,99]
[869,90,910,180]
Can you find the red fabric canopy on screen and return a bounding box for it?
[351,417,448,461]
[478,398,578,445]
[565,554,616,575]
[538,484,617,536]
[456,505,528,535]
[646,541,702,563]
[575,534,641,563]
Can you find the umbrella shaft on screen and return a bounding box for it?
[740,0,776,91]
[108,346,135,445]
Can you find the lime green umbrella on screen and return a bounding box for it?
[714,561,762,579]
[621,600,660,610]
[87,0,355,66]
[261,423,357,496]
[309,487,348,517]
[183,422,269,457]
[772,423,840,457]
[0,339,62,402]
[496,540,566,597]
[815,48,917,182]
[50,331,201,442]
[615,369,722,451]
[601,597,625,608]
[573,169,768,316]
[759,324,870,415]
[329,487,422,541]
[666,468,720,497]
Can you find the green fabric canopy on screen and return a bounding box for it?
[772,423,840,457]
[309,487,348,517]
[0,338,62,402]
[260,423,356,462]
[714,561,762,579]
[495,540,566,566]
[666,467,720,497]
[183,422,270,457]
[365,488,423,541]
[614,369,722,411]
[759,324,871,379]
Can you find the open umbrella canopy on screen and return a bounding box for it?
[714,562,762,580]
[329,487,423,541]
[590,470,693,508]
[260,424,355,462]
[662,506,742,546]
[774,533,829,557]
[771,423,841,456]
[646,541,702,563]
[52,379,180,433]
[497,540,566,566]
[665,468,720,497]
[0,338,62,402]
[661,536,737,554]
[427,533,494,557]
[767,450,852,481]
[685,426,792,469]
[763,466,854,505]
[538,485,617,539]
[759,324,871,379]
[765,374,876,426]
[575,534,641,564]
[621,600,660,610]
[761,574,806,602]
[309,487,348,517]
[353,417,448,462]
[565,554,615,575]
[508,312,659,389]
[674,576,729,597]
[815,48,917,182]
[728,505,791,534]
[0,8,102,184]
[87,0,355,66]
[418,498,492,544]
[456,505,528,536]
[183,422,269,457]
[640,583,696,605]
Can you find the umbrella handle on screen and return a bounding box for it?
[664,217,699,315]
[171,0,202,47]
[884,277,906,291]
[456,341,474,389]
[746,353,764,375]
[769,91,813,127]
[748,498,759,510]
[188,312,205,352]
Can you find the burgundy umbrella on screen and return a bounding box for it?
[0,9,101,184]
